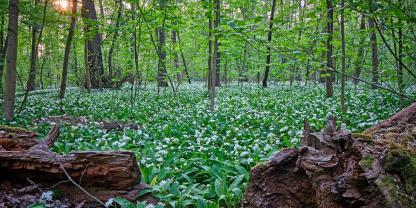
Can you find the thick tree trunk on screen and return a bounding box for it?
[82,0,105,89]
[262,0,277,88]
[59,0,77,99]
[325,0,334,98]
[3,0,19,121]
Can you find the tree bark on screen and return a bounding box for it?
[353,14,366,85]
[59,0,77,99]
[368,13,379,88]
[82,0,105,89]
[213,0,221,87]
[3,0,19,121]
[171,30,180,82]
[340,0,346,113]
[325,0,334,98]
[207,1,213,90]
[107,0,122,81]
[262,0,277,88]
[26,0,40,92]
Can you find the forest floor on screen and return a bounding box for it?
[1,82,414,207]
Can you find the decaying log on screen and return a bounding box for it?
[242,103,416,208]
[0,125,38,151]
[36,115,140,132]
[0,125,156,206]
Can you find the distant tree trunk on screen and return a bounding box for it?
[59,0,77,99]
[26,0,40,92]
[207,0,213,90]
[340,0,346,113]
[176,31,191,84]
[26,0,47,92]
[171,30,180,82]
[262,0,277,88]
[84,39,91,92]
[368,10,378,88]
[4,0,19,121]
[0,13,7,96]
[325,0,334,98]
[157,27,168,87]
[213,0,221,87]
[396,17,404,107]
[353,14,365,85]
[107,0,122,81]
[82,0,105,89]
[156,0,168,88]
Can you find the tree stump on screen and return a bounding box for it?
[241,103,416,208]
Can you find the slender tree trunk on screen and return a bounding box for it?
[214,0,221,87]
[368,15,379,88]
[262,0,277,88]
[325,0,334,98]
[27,0,47,91]
[156,0,168,88]
[0,13,7,96]
[397,17,404,107]
[353,14,366,85]
[107,0,122,81]
[26,0,40,92]
[171,30,180,82]
[176,31,191,84]
[4,0,19,121]
[59,0,77,99]
[207,0,213,90]
[340,0,346,112]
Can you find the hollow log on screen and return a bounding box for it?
[241,103,416,208]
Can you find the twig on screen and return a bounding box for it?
[40,128,107,207]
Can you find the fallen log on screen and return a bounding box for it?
[0,125,38,151]
[241,103,416,208]
[0,125,156,206]
[35,115,140,132]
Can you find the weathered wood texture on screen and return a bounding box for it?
[241,103,416,208]
[0,125,156,206]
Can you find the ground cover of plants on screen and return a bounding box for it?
[1,82,412,207]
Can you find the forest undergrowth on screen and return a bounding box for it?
[1,82,413,207]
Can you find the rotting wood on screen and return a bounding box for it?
[241,103,416,208]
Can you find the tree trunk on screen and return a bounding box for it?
[214,0,221,87]
[82,0,105,89]
[368,16,379,88]
[325,0,334,98]
[340,0,346,113]
[262,0,277,88]
[176,31,191,84]
[171,30,180,82]
[0,13,7,97]
[59,0,77,99]
[157,27,168,87]
[26,0,40,92]
[207,2,213,90]
[107,0,122,81]
[353,14,365,85]
[3,0,19,121]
